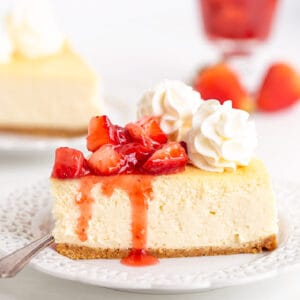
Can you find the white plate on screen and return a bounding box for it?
[0,179,299,294]
[0,133,85,153]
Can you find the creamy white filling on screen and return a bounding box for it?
[51,168,277,249]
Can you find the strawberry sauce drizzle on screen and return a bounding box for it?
[76,175,159,266]
[76,177,95,242]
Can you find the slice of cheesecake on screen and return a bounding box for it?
[50,113,277,266]
[51,160,277,261]
[0,44,101,136]
[0,1,101,137]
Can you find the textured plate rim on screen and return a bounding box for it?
[0,133,84,152]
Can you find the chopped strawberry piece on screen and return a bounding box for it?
[125,117,167,148]
[257,63,300,112]
[87,144,126,175]
[117,143,154,173]
[179,141,188,154]
[86,116,117,152]
[193,63,254,112]
[138,116,168,144]
[142,142,187,175]
[125,122,149,146]
[113,125,131,145]
[51,147,88,179]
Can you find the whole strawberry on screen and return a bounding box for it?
[257,63,300,112]
[193,63,254,112]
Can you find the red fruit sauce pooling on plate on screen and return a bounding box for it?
[121,249,158,267]
[76,174,159,267]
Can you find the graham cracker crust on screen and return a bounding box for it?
[0,126,87,137]
[56,234,277,260]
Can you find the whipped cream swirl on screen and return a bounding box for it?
[184,100,257,172]
[0,0,64,61]
[137,80,203,141]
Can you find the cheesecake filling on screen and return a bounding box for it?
[52,161,278,265]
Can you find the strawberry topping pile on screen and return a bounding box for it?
[52,116,187,178]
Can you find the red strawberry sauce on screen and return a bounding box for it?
[76,174,158,267]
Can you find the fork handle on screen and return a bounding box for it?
[0,234,55,278]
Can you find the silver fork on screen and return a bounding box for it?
[0,234,54,278]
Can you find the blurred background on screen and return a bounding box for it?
[0,0,299,180]
[0,0,299,117]
[50,0,298,107]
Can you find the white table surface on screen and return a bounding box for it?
[1,0,300,298]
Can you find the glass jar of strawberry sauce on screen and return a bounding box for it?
[199,0,278,57]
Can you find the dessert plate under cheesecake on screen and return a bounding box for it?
[0,133,84,153]
[0,178,298,293]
